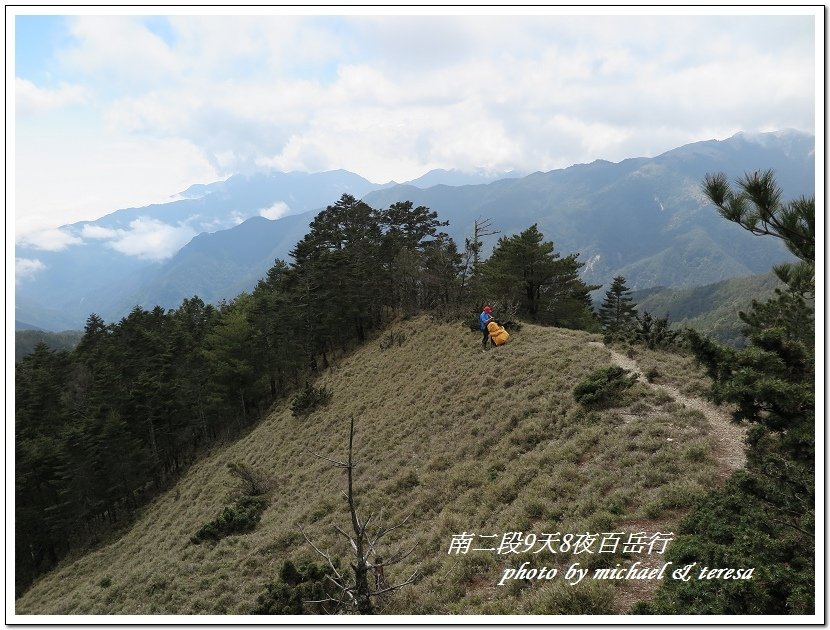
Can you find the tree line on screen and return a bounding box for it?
[15,194,598,593]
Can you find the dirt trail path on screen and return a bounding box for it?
[588,341,746,479]
[587,341,747,614]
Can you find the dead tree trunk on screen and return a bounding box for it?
[302,417,419,614]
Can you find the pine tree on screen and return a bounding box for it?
[598,275,637,335]
[639,169,815,615]
[482,224,597,326]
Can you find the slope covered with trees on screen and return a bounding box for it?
[16,317,727,615]
[630,272,785,346]
[15,330,84,362]
[14,194,595,595]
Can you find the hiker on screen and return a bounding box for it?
[480,305,495,350]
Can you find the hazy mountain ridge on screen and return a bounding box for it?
[631,271,786,346]
[15,171,390,329]
[15,329,84,362]
[15,131,814,330]
[401,168,526,188]
[362,130,813,290]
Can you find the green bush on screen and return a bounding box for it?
[252,560,343,614]
[633,472,814,614]
[291,382,333,417]
[379,331,407,349]
[634,311,681,349]
[191,495,268,544]
[573,366,637,407]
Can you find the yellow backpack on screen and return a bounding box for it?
[487,321,510,346]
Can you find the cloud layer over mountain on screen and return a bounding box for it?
[14,11,817,235]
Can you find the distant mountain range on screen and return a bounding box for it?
[15,130,814,331]
[630,271,786,346]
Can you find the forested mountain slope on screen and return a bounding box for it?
[16,318,735,615]
[631,272,785,346]
[15,329,83,362]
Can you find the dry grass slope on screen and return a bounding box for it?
[17,317,733,616]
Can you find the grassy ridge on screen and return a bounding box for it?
[16,318,721,615]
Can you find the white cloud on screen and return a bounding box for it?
[103,218,197,261]
[15,258,46,283]
[66,218,199,260]
[62,16,183,85]
[16,78,87,115]
[80,224,120,239]
[258,201,290,220]
[13,12,817,235]
[17,228,83,251]
[15,124,219,233]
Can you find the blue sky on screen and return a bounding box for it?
[11,9,820,245]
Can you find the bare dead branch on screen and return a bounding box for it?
[371,570,420,596]
[332,523,357,547]
[360,510,376,537]
[371,512,413,545]
[324,574,356,605]
[309,449,350,469]
[301,528,344,581]
[376,544,418,567]
[300,417,416,614]
[367,513,414,558]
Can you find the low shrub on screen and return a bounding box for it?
[252,560,343,614]
[634,311,682,350]
[573,366,638,407]
[528,580,616,614]
[379,331,407,350]
[645,366,661,382]
[633,472,814,614]
[191,495,268,544]
[291,382,333,417]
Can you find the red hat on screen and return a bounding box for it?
[483,306,492,313]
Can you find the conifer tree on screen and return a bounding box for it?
[639,169,815,615]
[482,224,597,326]
[599,275,637,335]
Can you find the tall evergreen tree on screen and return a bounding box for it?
[599,275,637,335]
[202,295,261,421]
[482,224,597,327]
[378,201,449,312]
[291,194,384,347]
[419,234,463,308]
[250,260,305,398]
